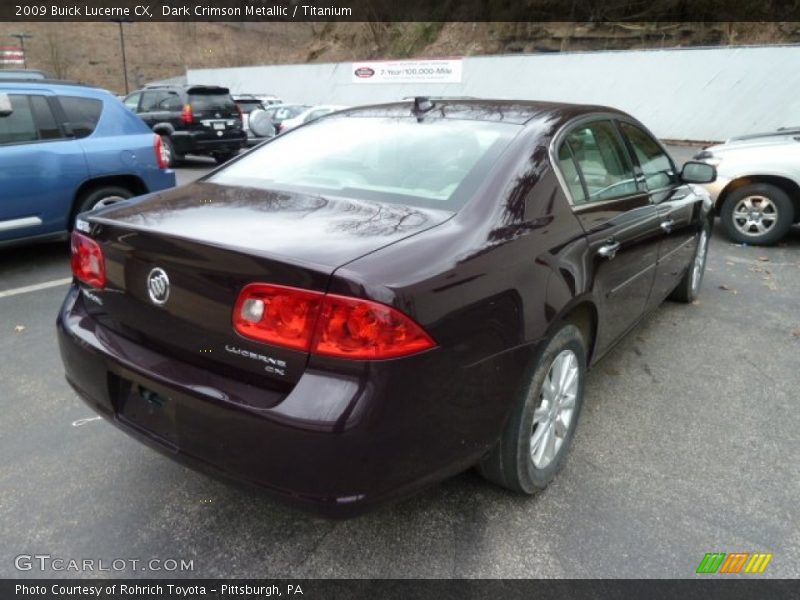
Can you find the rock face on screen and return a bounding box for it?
[0,21,796,95]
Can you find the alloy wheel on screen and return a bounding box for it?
[92,196,126,210]
[691,228,709,293]
[732,195,778,237]
[530,349,579,469]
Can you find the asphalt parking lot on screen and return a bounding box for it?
[1,149,799,579]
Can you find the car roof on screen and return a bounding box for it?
[336,99,625,126]
[0,79,111,98]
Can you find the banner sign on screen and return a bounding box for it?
[351,59,463,84]
[0,46,24,65]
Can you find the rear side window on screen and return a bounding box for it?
[58,96,103,138]
[559,120,638,204]
[0,95,37,144]
[557,143,586,203]
[29,95,62,140]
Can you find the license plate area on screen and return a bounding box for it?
[212,122,226,130]
[116,378,178,447]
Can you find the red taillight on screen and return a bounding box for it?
[181,103,194,124]
[70,231,106,289]
[233,284,323,352]
[235,103,243,120]
[313,294,436,360]
[154,135,168,169]
[233,284,436,360]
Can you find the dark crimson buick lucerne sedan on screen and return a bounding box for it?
[58,99,716,515]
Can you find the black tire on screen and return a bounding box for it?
[160,135,182,168]
[478,323,586,494]
[670,220,711,303]
[213,152,238,165]
[719,183,794,246]
[74,185,134,223]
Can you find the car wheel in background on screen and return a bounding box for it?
[670,220,711,303]
[478,323,586,494]
[74,185,134,224]
[160,135,182,168]
[213,152,238,165]
[720,183,794,246]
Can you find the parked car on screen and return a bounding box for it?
[694,129,800,245]
[262,103,309,133]
[278,105,348,133]
[122,84,246,166]
[57,99,715,515]
[255,94,282,106]
[0,69,48,80]
[0,80,174,248]
[233,95,274,146]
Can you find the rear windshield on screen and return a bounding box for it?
[235,100,263,113]
[189,92,235,111]
[210,117,519,210]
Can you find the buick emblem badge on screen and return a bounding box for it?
[147,268,170,306]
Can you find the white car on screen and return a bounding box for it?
[695,128,800,245]
[279,105,348,133]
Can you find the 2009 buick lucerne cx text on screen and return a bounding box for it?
[58,99,716,515]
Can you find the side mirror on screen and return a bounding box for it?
[681,161,717,184]
[0,93,13,117]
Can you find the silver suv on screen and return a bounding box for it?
[695,128,800,245]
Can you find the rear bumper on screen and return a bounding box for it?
[57,286,520,516]
[170,130,246,155]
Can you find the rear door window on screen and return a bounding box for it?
[157,92,182,111]
[560,120,639,204]
[139,91,163,112]
[58,96,103,139]
[0,95,37,144]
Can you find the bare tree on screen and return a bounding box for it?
[43,29,75,79]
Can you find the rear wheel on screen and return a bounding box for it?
[478,323,586,494]
[719,183,794,246]
[74,185,134,224]
[670,221,711,303]
[160,135,182,168]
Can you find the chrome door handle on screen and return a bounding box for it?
[598,240,621,259]
[660,219,675,233]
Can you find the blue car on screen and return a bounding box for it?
[0,80,175,247]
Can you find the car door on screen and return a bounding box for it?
[0,92,88,242]
[618,120,702,308]
[556,118,663,356]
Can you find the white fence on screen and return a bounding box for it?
[188,45,800,142]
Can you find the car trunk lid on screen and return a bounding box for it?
[80,182,452,392]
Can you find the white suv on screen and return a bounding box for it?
[695,128,800,245]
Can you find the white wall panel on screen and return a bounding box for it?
[188,45,800,142]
